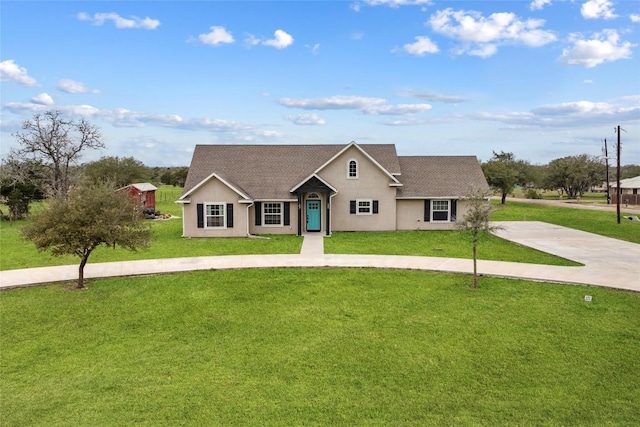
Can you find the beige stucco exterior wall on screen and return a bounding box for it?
[248,201,298,235]
[396,199,475,230]
[318,146,397,231]
[181,177,248,238]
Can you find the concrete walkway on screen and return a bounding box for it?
[299,233,324,255]
[1,222,638,292]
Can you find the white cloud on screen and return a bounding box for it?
[428,8,557,57]
[394,36,439,56]
[532,100,614,115]
[581,0,618,20]
[244,34,261,47]
[583,79,595,84]
[468,44,498,58]
[530,0,551,11]
[283,113,326,125]
[31,93,54,105]
[77,12,160,29]
[278,95,431,116]
[197,26,234,46]
[279,95,387,110]
[3,102,100,116]
[364,103,432,115]
[630,14,640,23]
[0,59,37,86]
[469,99,639,128]
[263,30,294,49]
[57,79,99,94]
[306,43,320,55]
[560,30,635,68]
[398,89,467,103]
[353,0,432,9]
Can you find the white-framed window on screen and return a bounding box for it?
[357,199,372,215]
[431,200,450,222]
[348,159,358,179]
[205,203,226,228]
[263,202,283,226]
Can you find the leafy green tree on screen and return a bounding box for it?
[11,111,103,199]
[159,167,188,187]
[0,158,48,220]
[22,182,152,289]
[544,154,605,199]
[84,156,151,188]
[482,151,528,204]
[456,188,502,289]
[170,167,188,187]
[621,164,640,179]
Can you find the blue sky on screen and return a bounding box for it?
[1,0,639,167]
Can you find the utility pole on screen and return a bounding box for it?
[616,125,621,224]
[604,139,610,204]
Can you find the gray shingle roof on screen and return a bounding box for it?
[181,143,487,201]
[182,143,400,200]
[396,156,489,198]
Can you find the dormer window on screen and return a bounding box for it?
[348,159,358,179]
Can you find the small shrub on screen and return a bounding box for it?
[525,188,542,199]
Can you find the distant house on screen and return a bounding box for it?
[119,183,158,210]
[611,176,640,206]
[177,141,489,237]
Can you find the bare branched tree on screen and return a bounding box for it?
[11,111,103,199]
[456,188,503,289]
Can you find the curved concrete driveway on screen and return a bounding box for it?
[491,221,639,291]
[1,221,638,292]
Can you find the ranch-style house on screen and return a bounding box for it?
[177,141,489,237]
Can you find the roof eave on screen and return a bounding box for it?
[314,141,401,184]
[178,172,252,202]
[289,173,338,193]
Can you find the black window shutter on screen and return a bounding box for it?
[255,202,262,226]
[373,200,379,214]
[283,202,290,226]
[197,203,204,228]
[226,203,234,228]
[451,199,457,221]
[350,200,356,214]
[424,200,431,222]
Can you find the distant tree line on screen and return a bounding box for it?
[0,112,188,220]
[0,111,156,289]
[481,151,638,204]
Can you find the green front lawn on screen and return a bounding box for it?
[0,218,302,270]
[491,200,640,244]
[325,230,579,266]
[2,268,639,426]
[0,186,303,270]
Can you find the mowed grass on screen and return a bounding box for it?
[491,200,640,244]
[325,231,579,266]
[0,218,302,270]
[0,186,302,270]
[1,268,639,426]
[2,186,636,270]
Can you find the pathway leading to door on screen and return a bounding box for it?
[300,234,324,255]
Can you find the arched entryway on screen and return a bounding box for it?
[305,193,321,232]
[291,175,336,236]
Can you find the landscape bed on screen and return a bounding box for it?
[1,268,639,426]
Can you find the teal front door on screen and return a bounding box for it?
[306,200,321,232]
